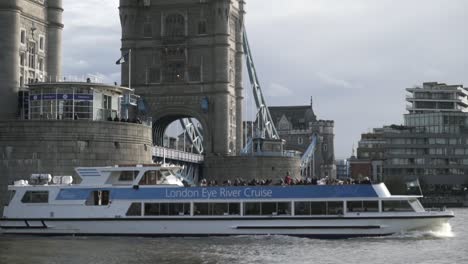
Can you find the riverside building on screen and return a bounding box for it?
[269,99,336,178]
[353,82,468,206]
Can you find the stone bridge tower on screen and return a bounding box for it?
[119,0,245,156]
[0,0,63,118]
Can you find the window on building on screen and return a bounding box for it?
[28,42,36,68]
[20,53,25,66]
[188,66,201,82]
[455,148,464,155]
[143,21,152,38]
[85,190,110,206]
[197,20,207,35]
[103,95,112,110]
[148,67,161,83]
[21,191,49,203]
[39,36,44,51]
[20,29,26,44]
[165,14,185,37]
[298,137,304,145]
[163,62,185,82]
[126,203,142,216]
[38,58,44,71]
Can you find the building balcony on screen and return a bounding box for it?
[406,106,460,112]
[406,97,468,107]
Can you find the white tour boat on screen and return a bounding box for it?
[1,164,454,238]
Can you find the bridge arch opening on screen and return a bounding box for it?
[152,114,208,155]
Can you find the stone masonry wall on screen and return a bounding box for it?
[0,120,152,212]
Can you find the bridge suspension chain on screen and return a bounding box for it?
[243,29,280,141]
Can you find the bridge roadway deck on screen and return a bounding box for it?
[153,146,204,164]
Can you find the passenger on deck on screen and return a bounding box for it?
[360,177,372,184]
[284,172,292,185]
[200,179,207,187]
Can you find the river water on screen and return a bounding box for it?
[1,208,467,264]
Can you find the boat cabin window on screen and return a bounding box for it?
[382,200,414,212]
[194,203,240,216]
[244,202,291,216]
[4,190,16,206]
[295,202,326,215]
[144,203,190,216]
[21,191,49,204]
[327,202,343,215]
[85,190,110,206]
[347,201,379,212]
[295,201,343,215]
[126,202,142,216]
[139,170,162,185]
[118,171,139,181]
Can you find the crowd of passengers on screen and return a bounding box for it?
[199,174,372,187]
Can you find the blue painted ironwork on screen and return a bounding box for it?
[301,134,319,170]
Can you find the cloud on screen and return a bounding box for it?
[314,72,363,90]
[267,82,293,97]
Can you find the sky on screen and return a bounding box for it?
[63,0,468,158]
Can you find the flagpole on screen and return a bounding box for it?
[129,49,132,90]
[127,49,132,120]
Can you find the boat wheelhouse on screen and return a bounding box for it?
[1,164,454,238]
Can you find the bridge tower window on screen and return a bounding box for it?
[165,14,185,37]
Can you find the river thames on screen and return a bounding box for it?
[1,208,467,264]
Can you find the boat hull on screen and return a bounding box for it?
[0,214,453,238]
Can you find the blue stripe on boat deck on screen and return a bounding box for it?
[55,185,378,201]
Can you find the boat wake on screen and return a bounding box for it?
[391,223,455,239]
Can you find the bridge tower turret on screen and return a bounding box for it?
[46,0,64,80]
[0,0,22,118]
